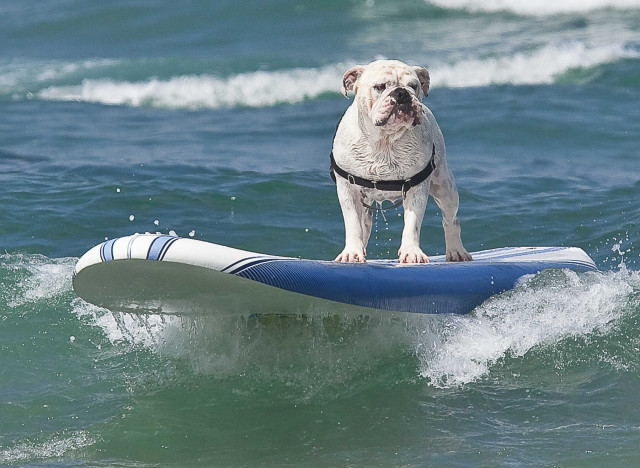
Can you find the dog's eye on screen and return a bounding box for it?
[373,83,387,92]
[409,82,419,92]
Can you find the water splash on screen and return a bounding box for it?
[0,431,95,465]
[416,267,640,387]
[1,253,75,309]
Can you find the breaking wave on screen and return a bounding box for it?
[428,0,640,16]
[0,41,633,110]
[417,267,640,387]
[37,64,345,110]
[430,42,639,88]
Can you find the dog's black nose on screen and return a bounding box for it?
[391,87,411,104]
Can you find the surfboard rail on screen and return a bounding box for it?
[73,234,597,316]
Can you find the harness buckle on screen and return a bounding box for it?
[402,180,412,199]
[347,174,356,185]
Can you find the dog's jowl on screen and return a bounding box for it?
[330,59,472,264]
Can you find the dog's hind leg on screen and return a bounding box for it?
[429,164,472,262]
[360,207,373,255]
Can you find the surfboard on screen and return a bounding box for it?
[73,234,597,316]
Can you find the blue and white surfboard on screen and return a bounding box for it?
[73,234,597,316]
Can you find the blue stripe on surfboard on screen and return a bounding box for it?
[227,257,289,275]
[158,237,179,261]
[147,235,178,261]
[221,256,265,273]
[101,238,117,262]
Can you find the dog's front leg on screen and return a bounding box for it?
[399,183,430,263]
[335,178,369,262]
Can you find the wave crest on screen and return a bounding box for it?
[430,42,639,88]
[31,42,638,110]
[429,0,640,16]
[38,65,345,110]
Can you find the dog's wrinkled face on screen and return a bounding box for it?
[342,60,430,134]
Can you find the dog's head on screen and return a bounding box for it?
[341,60,430,133]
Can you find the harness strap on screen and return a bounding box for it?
[330,143,436,196]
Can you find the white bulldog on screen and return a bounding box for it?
[331,59,472,263]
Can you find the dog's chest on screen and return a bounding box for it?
[350,139,425,180]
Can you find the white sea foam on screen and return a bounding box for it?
[429,42,639,88]
[71,297,180,349]
[429,0,640,16]
[417,267,640,388]
[0,431,95,464]
[35,42,637,109]
[3,254,76,309]
[0,59,119,93]
[1,253,180,352]
[38,64,345,110]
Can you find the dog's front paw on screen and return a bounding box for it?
[398,245,429,264]
[446,248,473,262]
[335,247,366,263]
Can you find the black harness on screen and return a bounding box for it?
[330,142,436,198]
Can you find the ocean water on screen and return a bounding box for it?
[1,0,640,466]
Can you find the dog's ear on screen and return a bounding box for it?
[341,65,365,98]
[413,66,430,97]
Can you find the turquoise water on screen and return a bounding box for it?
[2,0,640,465]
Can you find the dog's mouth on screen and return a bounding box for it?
[374,104,421,127]
[373,104,422,127]
[372,88,422,128]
